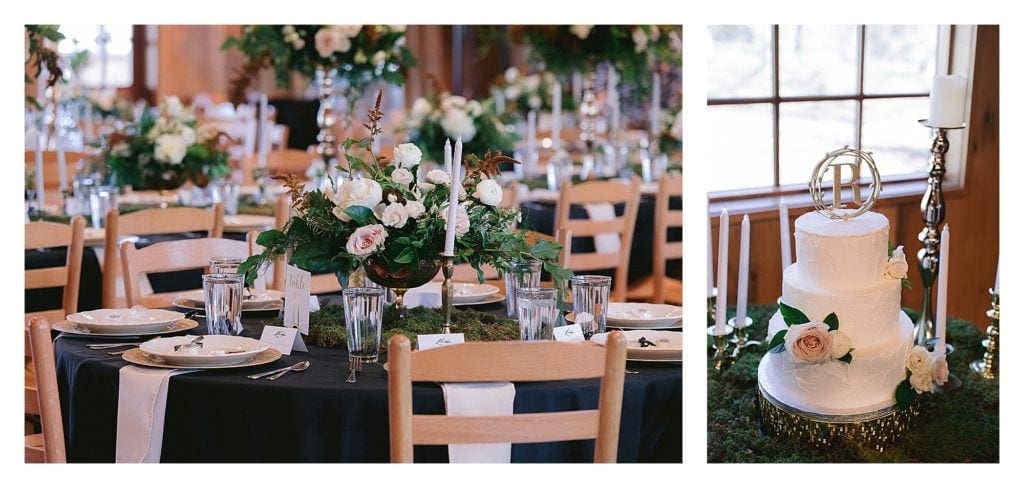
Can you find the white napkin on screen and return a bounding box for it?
[402,283,442,309]
[116,366,195,463]
[440,382,516,462]
[582,203,621,253]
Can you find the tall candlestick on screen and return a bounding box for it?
[572,72,582,104]
[650,72,661,141]
[994,258,999,295]
[707,215,714,297]
[736,214,750,324]
[715,208,730,333]
[443,137,463,256]
[257,94,269,168]
[607,67,620,137]
[526,110,537,177]
[443,138,452,175]
[453,137,462,188]
[551,81,562,150]
[779,197,792,270]
[935,224,950,352]
[928,75,968,128]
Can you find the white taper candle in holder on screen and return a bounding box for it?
[736,214,750,325]
[994,258,999,294]
[935,224,950,352]
[443,138,463,256]
[551,81,562,150]
[650,72,661,141]
[779,197,792,270]
[257,94,269,168]
[526,110,537,177]
[707,215,714,297]
[928,75,968,128]
[55,103,67,193]
[443,138,452,175]
[715,208,730,334]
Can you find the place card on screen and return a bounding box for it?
[417,333,465,351]
[259,326,308,355]
[283,265,311,334]
[553,323,585,343]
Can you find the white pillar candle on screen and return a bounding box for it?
[526,110,537,177]
[715,208,730,334]
[736,214,750,325]
[994,258,1000,294]
[551,81,562,150]
[707,214,714,297]
[779,197,792,270]
[935,224,950,351]
[443,137,463,256]
[257,94,269,168]
[650,72,661,141]
[443,138,452,174]
[928,75,968,128]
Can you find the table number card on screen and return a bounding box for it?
[553,323,585,342]
[284,265,312,334]
[417,333,465,351]
[259,326,308,355]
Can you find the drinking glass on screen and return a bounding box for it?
[571,275,611,339]
[202,273,244,335]
[89,186,118,228]
[516,287,558,341]
[504,259,542,317]
[212,180,241,216]
[208,256,244,275]
[343,288,385,362]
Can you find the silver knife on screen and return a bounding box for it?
[246,363,297,380]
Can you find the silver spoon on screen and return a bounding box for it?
[174,335,204,352]
[266,360,311,380]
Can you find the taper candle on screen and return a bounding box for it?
[551,81,562,150]
[994,258,999,294]
[707,215,714,297]
[650,72,661,141]
[737,214,750,325]
[54,98,67,192]
[929,75,968,128]
[257,94,269,168]
[715,208,730,333]
[935,224,950,351]
[443,138,452,175]
[526,110,537,177]
[443,137,463,256]
[779,197,792,270]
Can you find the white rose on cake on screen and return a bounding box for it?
[828,330,852,359]
[905,345,933,376]
[884,245,909,280]
[345,224,388,256]
[391,143,422,168]
[474,179,503,206]
[390,168,414,186]
[331,178,383,221]
[784,322,832,364]
[909,371,935,394]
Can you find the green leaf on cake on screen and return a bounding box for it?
[902,277,912,290]
[895,377,915,409]
[838,351,854,364]
[778,302,810,326]
[767,330,787,353]
[823,312,839,331]
[887,240,895,258]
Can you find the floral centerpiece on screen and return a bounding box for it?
[402,91,518,164]
[240,92,570,310]
[490,67,575,120]
[657,108,683,155]
[103,96,230,190]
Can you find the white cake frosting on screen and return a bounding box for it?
[758,210,912,416]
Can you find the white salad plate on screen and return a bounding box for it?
[139,335,271,367]
[590,330,682,362]
[410,282,501,304]
[605,302,683,329]
[66,307,185,334]
[175,289,285,310]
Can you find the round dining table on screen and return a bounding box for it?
[54,300,682,463]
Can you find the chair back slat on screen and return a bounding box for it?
[25,216,85,316]
[120,237,250,307]
[411,410,600,444]
[408,341,609,382]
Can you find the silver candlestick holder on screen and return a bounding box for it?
[728,316,758,356]
[970,288,999,379]
[915,119,966,348]
[440,253,455,334]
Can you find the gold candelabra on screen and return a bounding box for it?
[708,324,735,372]
[970,288,999,379]
[440,254,455,334]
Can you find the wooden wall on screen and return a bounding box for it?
[711,25,999,329]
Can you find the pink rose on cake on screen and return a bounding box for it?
[784,322,832,364]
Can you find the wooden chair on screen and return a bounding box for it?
[102,204,224,308]
[627,174,683,304]
[25,317,66,463]
[554,177,641,302]
[387,332,627,463]
[119,237,250,308]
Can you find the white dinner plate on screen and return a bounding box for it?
[122,347,282,370]
[67,307,185,334]
[410,282,501,304]
[590,330,682,361]
[139,335,271,367]
[223,214,276,232]
[176,289,285,310]
[605,302,683,329]
[54,318,199,338]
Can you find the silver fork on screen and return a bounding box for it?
[345,357,360,383]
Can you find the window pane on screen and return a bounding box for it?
[708,25,773,99]
[778,100,858,186]
[863,25,938,94]
[778,25,858,97]
[58,25,134,88]
[861,98,932,177]
[707,104,774,192]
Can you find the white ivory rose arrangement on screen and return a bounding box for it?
[767,303,854,365]
[402,91,517,165]
[892,344,949,408]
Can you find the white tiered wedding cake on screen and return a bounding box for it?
[757,210,915,416]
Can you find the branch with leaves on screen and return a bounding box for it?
[25,25,65,110]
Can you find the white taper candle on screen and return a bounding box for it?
[257,94,269,168]
[650,72,661,140]
[54,101,67,193]
[443,137,463,256]
[994,258,999,294]
[737,214,750,325]
[715,208,730,333]
[935,224,950,352]
[779,197,792,270]
[443,138,452,175]
[707,214,714,297]
[551,81,562,150]
[526,110,537,177]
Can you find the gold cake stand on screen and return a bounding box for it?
[757,385,919,452]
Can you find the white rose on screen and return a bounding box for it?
[905,345,933,376]
[153,134,187,164]
[783,322,832,364]
[523,75,541,93]
[504,67,519,84]
[931,352,949,386]
[570,25,593,39]
[392,143,422,168]
[372,50,387,65]
[161,96,185,119]
[282,25,296,35]
[345,224,388,257]
[441,95,468,111]
[306,159,327,180]
[828,330,852,359]
[336,25,363,38]
[315,27,352,57]
[441,204,470,236]
[378,202,409,229]
[650,26,661,41]
[354,50,368,64]
[632,27,649,53]
[466,100,483,118]
[504,85,521,100]
[885,245,909,280]
[669,30,682,53]
[391,167,414,185]
[417,182,436,193]
[179,125,197,146]
[331,178,383,221]
[528,94,542,109]
[441,109,477,141]
[473,179,503,207]
[427,169,451,185]
[909,371,934,394]
[405,200,426,219]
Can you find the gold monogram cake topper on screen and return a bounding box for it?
[809,146,882,220]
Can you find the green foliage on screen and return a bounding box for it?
[766,330,787,353]
[823,312,839,331]
[778,302,810,326]
[403,94,519,163]
[895,378,914,409]
[708,304,999,463]
[838,351,854,364]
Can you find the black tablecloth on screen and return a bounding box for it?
[26,231,250,313]
[55,303,681,463]
[521,198,682,283]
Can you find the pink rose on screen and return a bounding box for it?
[345,224,388,257]
[784,322,833,364]
[931,354,949,386]
[441,204,470,237]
